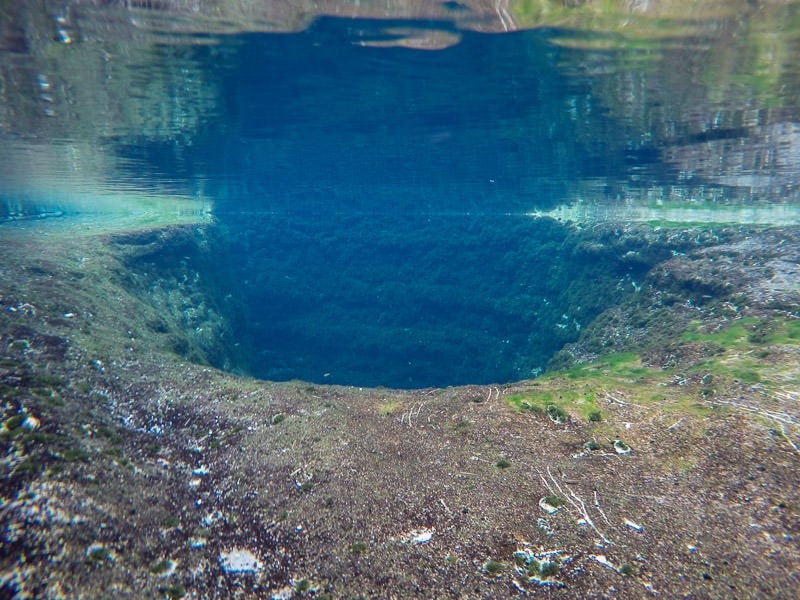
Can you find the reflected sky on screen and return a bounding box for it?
[1,1,800,221]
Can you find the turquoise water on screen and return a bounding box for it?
[2,3,800,387]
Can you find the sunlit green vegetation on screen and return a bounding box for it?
[543,494,565,508]
[507,384,604,422]
[378,400,402,416]
[508,310,800,425]
[484,560,504,575]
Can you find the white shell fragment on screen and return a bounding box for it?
[402,528,434,544]
[613,440,632,455]
[591,554,616,570]
[539,497,562,514]
[219,548,263,573]
[624,519,643,532]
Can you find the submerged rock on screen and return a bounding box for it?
[219,549,263,574]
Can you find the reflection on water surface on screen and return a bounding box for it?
[1,0,799,217]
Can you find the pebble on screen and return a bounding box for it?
[219,548,263,573]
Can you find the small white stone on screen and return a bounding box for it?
[271,586,294,600]
[219,548,262,573]
[153,559,176,577]
[402,528,434,545]
[591,554,616,570]
[203,511,221,526]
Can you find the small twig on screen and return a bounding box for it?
[402,402,425,428]
[603,391,645,409]
[594,490,611,526]
[439,498,453,516]
[0,499,23,520]
[545,466,613,546]
[667,417,684,430]
[711,399,794,425]
[780,424,800,454]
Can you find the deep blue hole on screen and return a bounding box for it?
[217,213,652,388]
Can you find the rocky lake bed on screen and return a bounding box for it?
[1,220,799,599]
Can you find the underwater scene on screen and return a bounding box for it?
[1,1,799,597]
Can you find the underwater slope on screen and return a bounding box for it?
[0,221,798,598]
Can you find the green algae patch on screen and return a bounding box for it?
[680,317,759,346]
[495,458,512,469]
[378,400,402,416]
[506,389,572,415]
[677,315,800,392]
[580,352,657,380]
[507,353,670,421]
[533,310,800,424]
[681,316,800,350]
[559,352,665,389]
[506,386,602,423]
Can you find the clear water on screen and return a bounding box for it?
[2,2,800,387]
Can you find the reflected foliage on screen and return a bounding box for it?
[1,1,800,206]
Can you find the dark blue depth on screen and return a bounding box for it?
[220,214,654,388]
